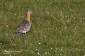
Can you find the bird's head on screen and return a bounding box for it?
[26,10,32,21]
[27,10,32,15]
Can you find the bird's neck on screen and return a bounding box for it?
[26,13,30,22]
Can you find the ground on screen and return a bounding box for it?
[0,0,85,56]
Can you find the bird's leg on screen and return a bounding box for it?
[21,33,28,49]
[21,33,26,43]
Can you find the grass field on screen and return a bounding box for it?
[0,0,85,56]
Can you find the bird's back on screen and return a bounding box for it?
[15,20,31,34]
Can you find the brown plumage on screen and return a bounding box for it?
[15,10,32,34]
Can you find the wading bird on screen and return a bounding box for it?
[15,10,32,39]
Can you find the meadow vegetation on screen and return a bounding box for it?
[0,0,85,56]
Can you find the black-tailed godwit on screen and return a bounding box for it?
[15,10,32,34]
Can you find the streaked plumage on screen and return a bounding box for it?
[15,10,32,34]
[15,20,31,34]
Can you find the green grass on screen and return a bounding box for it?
[0,0,85,56]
